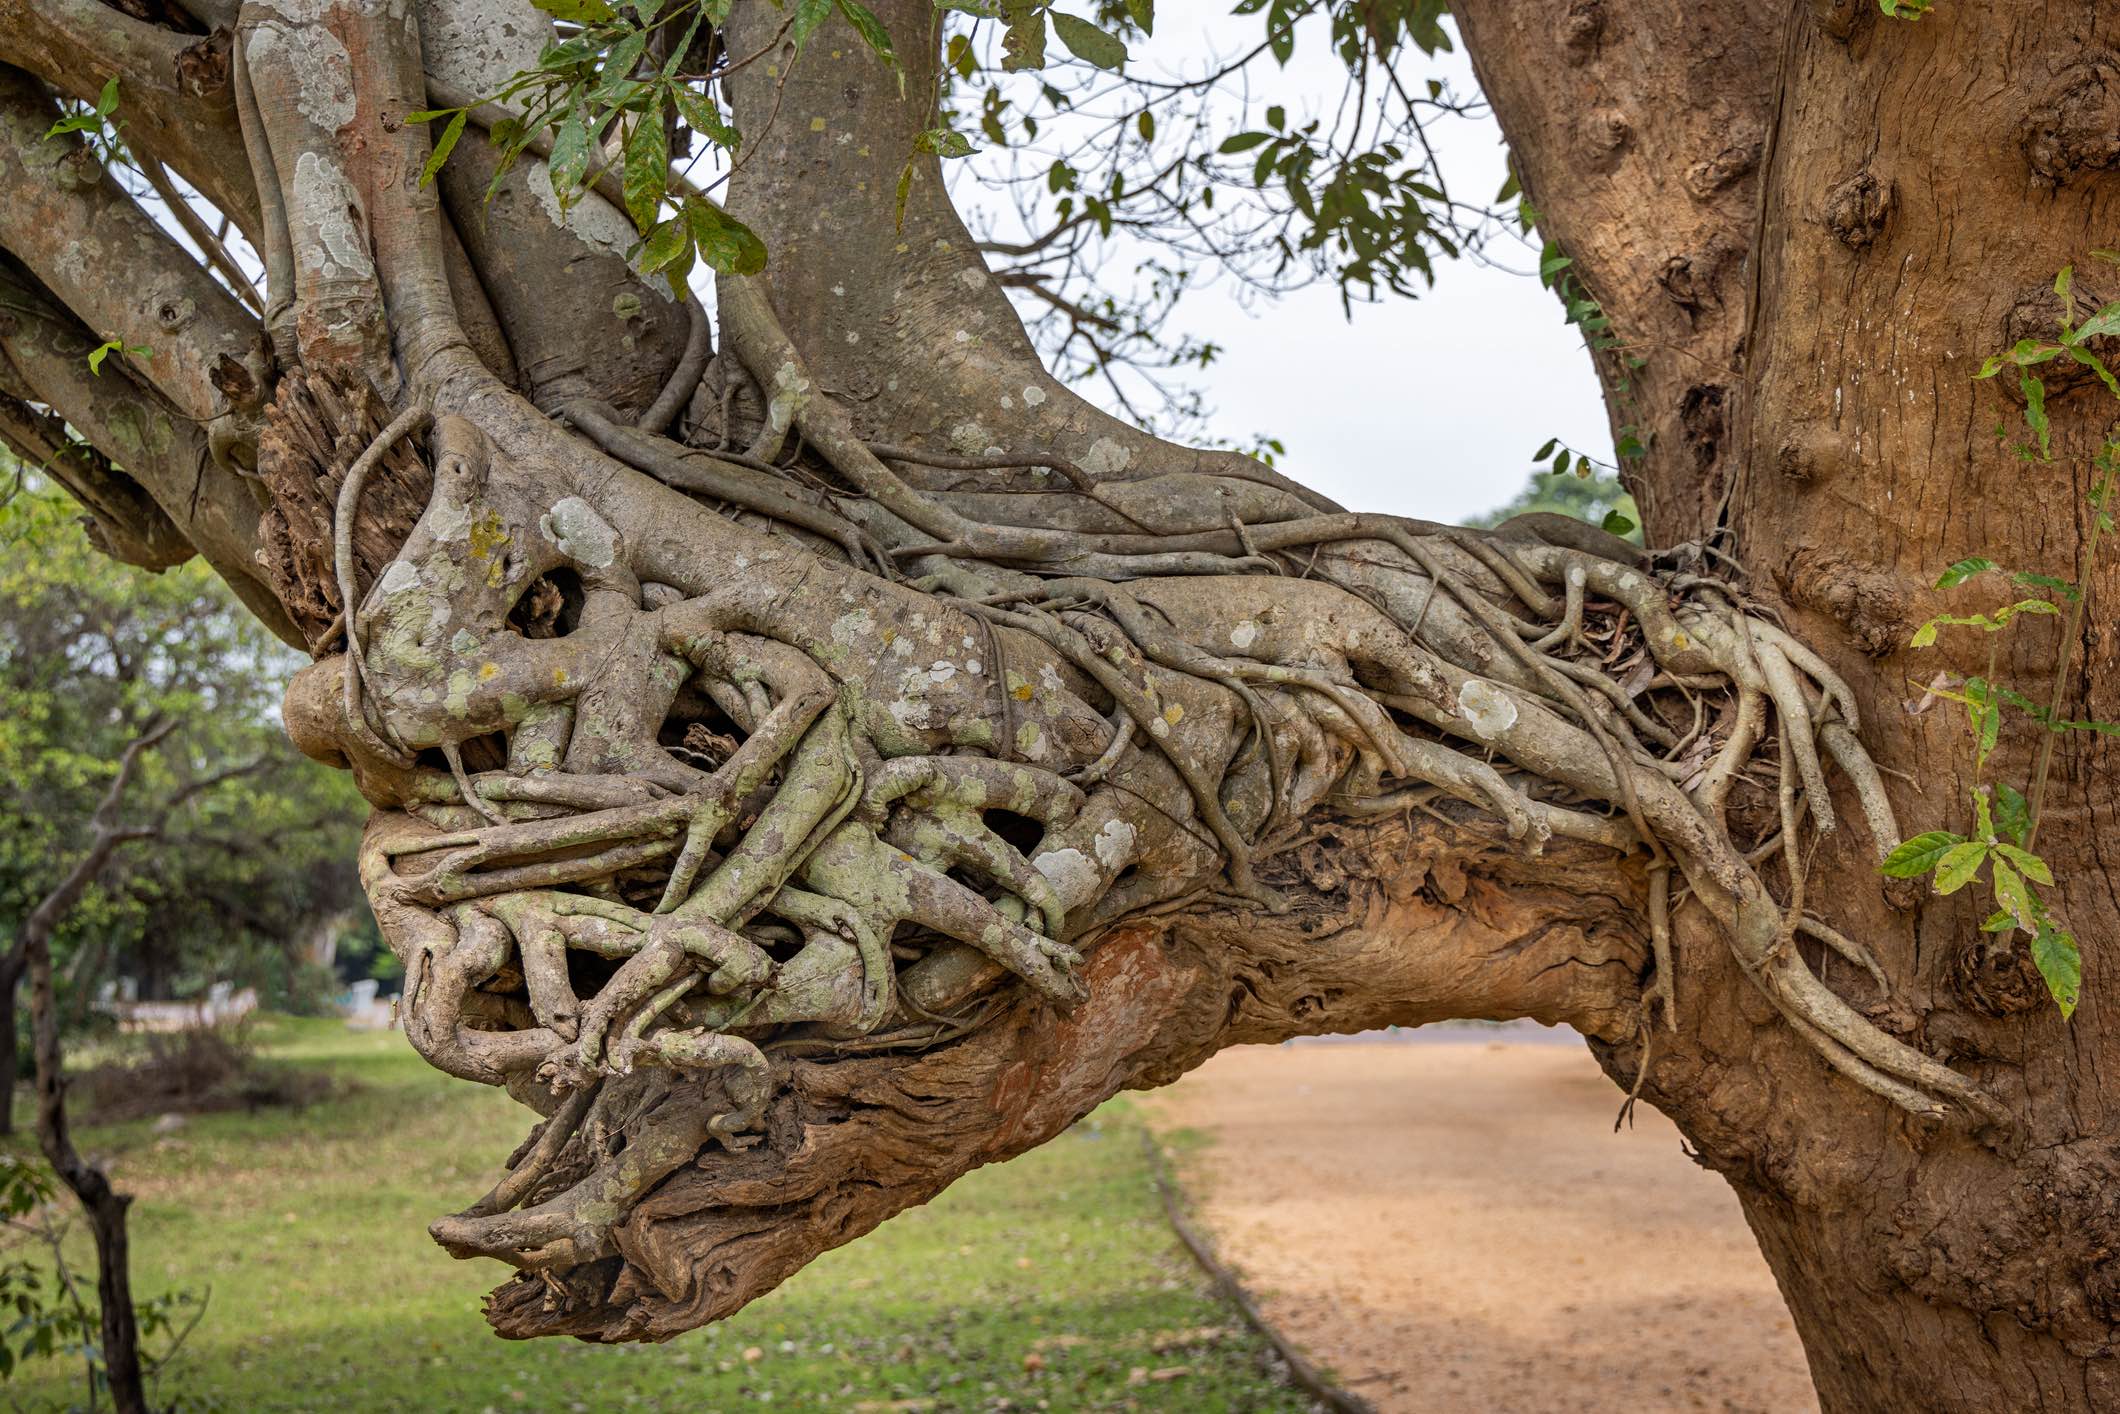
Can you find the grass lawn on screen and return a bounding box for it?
[6,1018,1317,1413]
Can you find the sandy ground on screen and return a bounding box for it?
[1139,1034,1820,1414]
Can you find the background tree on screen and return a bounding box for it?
[0,2,2111,1410]
[0,475,366,1131]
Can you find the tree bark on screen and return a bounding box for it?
[20,725,173,1414]
[1455,2,2120,1407]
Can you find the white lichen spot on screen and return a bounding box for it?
[245,24,355,130]
[1032,847,1099,907]
[1082,438,1132,477]
[928,660,957,684]
[846,331,861,344]
[377,559,420,595]
[1455,679,1519,739]
[1022,386,1048,407]
[831,285,847,297]
[427,497,470,542]
[291,152,372,281]
[541,497,618,568]
[1230,620,1259,650]
[1568,565,1588,588]
[957,267,986,290]
[953,330,972,344]
[829,609,875,645]
[966,659,982,675]
[1092,819,1136,872]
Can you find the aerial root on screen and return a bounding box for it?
[324,350,2004,1283]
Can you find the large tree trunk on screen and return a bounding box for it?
[0,1,2109,1409]
[1456,2,2120,1407]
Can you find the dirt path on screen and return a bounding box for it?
[1139,1035,1819,1414]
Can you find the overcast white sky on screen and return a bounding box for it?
[1003,6,1616,525]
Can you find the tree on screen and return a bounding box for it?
[0,476,366,1132]
[0,1,2107,1408]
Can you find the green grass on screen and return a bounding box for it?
[7,1018,1314,1412]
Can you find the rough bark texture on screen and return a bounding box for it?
[1455,2,2120,1408]
[3,1,2112,1409]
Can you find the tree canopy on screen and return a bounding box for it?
[0,472,364,1007]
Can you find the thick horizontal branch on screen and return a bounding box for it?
[477,809,1646,1340]
[0,0,258,232]
[0,64,271,426]
[0,258,294,642]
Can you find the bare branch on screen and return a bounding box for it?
[0,65,273,429]
[0,0,257,231]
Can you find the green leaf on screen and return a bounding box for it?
[2073,300,2120,342]
[1968,677,2002,767]
[1972,783,1995,842]
[1123,0,1153,33]
[598,28,648,92]
[1910,619,1941,649]
[835,0,898,67]
[85,339,116,375]
[791,0,832,51]
[1993,842,2054,885]
[2011,570,2079,601]
[683,198,767,275]
[2032,927,2081,1019]
[1601,510,1635,536]
[1880,830,1966,878]
[93,75,119,117]
[1051,12,1128,69]
[2062,342,2120,400]
[547,106,594,203]
[1935,556,1996,589]
[1136,110,1154,141]
[1218,131,1271,154]
[636,215,689,273]
[418,108,467,188]
[1990,857,2036,931]
[529,0,616,19]
[2021,369,2051,460]
[673,88,739,149]
[621,102,667,232]
[1981,909,2015,933]
[916,125,975,158]
[1994,782,2030,845]
[1001,6,1047,69]
[1931,841,1988,895]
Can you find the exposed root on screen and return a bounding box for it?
[269,255,1999,1304]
